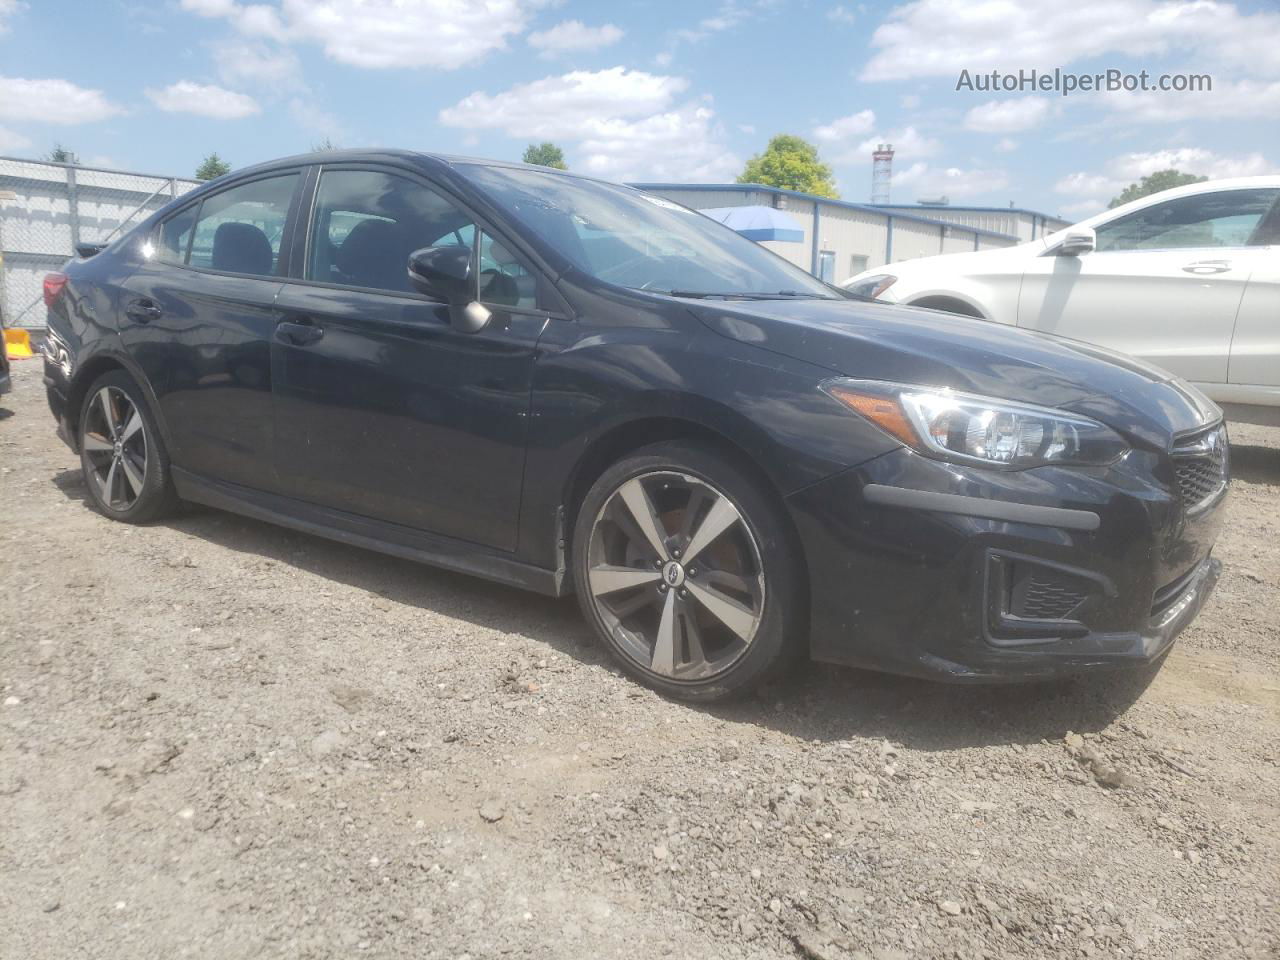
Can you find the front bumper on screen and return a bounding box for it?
[786,443,1226,682]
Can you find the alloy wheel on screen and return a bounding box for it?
[82,386,147,511]
[585,470,766,681]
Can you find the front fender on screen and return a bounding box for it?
[515,321,902,569]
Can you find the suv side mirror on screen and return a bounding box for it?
[407,245,490,333]
[1057,228,1096,257]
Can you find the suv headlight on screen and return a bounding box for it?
[823,379,1128,469]
[845,274,897,299]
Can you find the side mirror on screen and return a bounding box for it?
[1057,228,1096,257]
[407,245,490,333]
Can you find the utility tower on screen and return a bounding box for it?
[871,143,894,204]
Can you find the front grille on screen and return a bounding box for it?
[1172,425,1228,509]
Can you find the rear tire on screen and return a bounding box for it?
[78,370,179,524]
[572,441,804,701]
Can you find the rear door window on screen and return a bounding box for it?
[187,174,299,276]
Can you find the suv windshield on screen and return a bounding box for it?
[458,164,838,299]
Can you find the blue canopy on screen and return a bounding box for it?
[698,205,805,243]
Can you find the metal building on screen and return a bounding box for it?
[632,182,1041,286]
[867,203,1072,243]
[0,157,201,329]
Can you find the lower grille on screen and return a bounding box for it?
[1172,425,1228,509]
[1013,568,1090,620]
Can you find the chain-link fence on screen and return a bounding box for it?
[0,157,202,329]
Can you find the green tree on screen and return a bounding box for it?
[1108,169,1208,208]
[45,143,79,165]
[522,142,567,170]
[195,152,232,181]
[737,134,837,198]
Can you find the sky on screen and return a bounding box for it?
[1,0,1278,219]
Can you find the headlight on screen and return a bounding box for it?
[822,379,1128,469]
[845,274,897,299]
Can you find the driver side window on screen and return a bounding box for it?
[1095,188,1280,252]
[306,169,474,295]
[477,231,538,310]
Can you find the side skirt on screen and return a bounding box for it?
[172,468,566,597]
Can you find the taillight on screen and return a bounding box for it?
[43,272,68,308]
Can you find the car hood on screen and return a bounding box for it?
[693,297,1219,449]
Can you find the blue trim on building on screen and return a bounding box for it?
[629,182,1022,243]
[736,227,804,242]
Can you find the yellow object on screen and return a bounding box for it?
[4,327,34,359]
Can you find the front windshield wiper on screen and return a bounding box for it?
[664,290,835,300]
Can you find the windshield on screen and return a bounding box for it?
[458,164,837,299]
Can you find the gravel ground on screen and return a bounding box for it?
[2,360,1278,960]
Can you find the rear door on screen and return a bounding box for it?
[270,165,554,551]
[123,172,303,491]
[1016,188,1279,384]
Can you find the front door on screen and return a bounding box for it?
[270,167,549,551]
[1017,187,1280,385]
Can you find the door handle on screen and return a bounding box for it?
[1181,260,1231,275]
[276,319,325,346]
[126,298,163,323]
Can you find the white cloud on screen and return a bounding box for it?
[440,68,687,138]
[180,0,286,40]
[289,97,344,139]
[180,0,531,70]
[861,0,1280,82]
[145,81,261,119]
[528,20,623,58]
[0,76,122,124]
[0,124,31,152]
[438,68,736,183]
[963,97,1050,133]
[1100,78,1280,123]
[1054,147,1276,209]
[814,109,876,142]
[995,137,1018,152]
[847,125,938,163]
[0,0,24,33]
[827,5,855,24]
[1111,148,1271,181]
[738,123,756,134]
[578,104,740,183]
[900,93,920,109]
[660,0,765,61]
[212,40,303,91]
[892,161,1009,200]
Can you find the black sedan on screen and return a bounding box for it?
[41,150,1228,700]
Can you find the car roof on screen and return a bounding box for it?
[217,148,620,188]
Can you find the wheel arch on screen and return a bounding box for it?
[905,294,988,319]
[559,413,810,613]
[66,350,171,450]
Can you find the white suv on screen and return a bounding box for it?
[845,177,1280,425]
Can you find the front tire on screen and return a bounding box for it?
[572,441,804,701]
[78,370,179,523]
